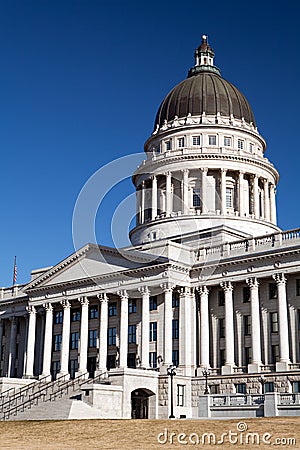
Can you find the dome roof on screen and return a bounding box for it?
[154,36,256,130]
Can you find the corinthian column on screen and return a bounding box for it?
[118,290,128,368]
[273,273,290,371]
[97,293,108,373]
[253,175,260,219]
[197,286,210,369]
[263,179,270,221]
[161,283,174,367]
[41,303,53,379]
[24,306,37,378]
[77,297,89,375]
[246,278,262,372]
[165,172,172,215]
[182,169,189,214]
[270,184,277,224]
[151,175,157,220]
[8,317,17,377]
[59,299,71,378]
[138,286,150,369]
[238,171,244,217]
[220,281,235,374]
[220,168,227,215]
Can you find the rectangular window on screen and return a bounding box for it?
[54,334,62,352]
[292,381,299,394]
[69,359,78,379]
[224,136,231,147]
[149,351,157,369]
[149,296,157,311]
[89,329,97,348]
[244,315,251,336]
[236,383,246,394]
[172,319,179,339]
[237,139,244,150]
[128,324,136,344]
[243,286,250,303]
[109,302,117,316]
[249,143,254,153]
[128,299,137,314]
[264,382,274,393]
[172,291,179,308]
[177,385,185,407]
[269,283,277,299]
[296,279,300,296]
[192,135,201,146]
[52,361,61,380]
[71,309,81,322]
[272,344,280,364]
[245,346,252,364]
[149,321,157,342]
[165,140,172,151]
[193,188,201,207]
[270,312,279,333]
[208,135,216,146]
[178,137,185,148]
[127,353,136,368]
[107,354,116,370]
[218,290,225,306]
[108,327,117,346]
[70,332,79,350]
[220,349,225,366]
[219,318,225,338]
[54,311,63,324]
[226,187,233,208]
[210,384,220,394]
[89,306,98,319]
[172,349,179,367]
[155,144,161,154]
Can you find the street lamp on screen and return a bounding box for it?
[202,368,210,394]
[167,364,176,418]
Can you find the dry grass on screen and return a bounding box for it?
[0,417,299,449]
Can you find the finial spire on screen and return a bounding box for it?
[188,35,221,77]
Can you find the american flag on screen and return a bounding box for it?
[13,256,17,285]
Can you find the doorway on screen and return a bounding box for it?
[131,389,149,419]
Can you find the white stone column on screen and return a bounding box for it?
[253,175,260,219]
[273,273,290,370]
[8,317,17,377]
[140,181,145,224]
[161,283,174,367]
[98,293,108,372]
[24,306,37,378]
[0,320,3,365]
[165,171,172,215]
[138,286,150,369]
[220,281,235,374]
[263,179,270,221]
[197,286,210,369]
[220,168,227,215]
[179,287,194,375]
[59,299,71,377]
[77,296,89,375]
[151,175,157,220]
[246,278,262,372]
[201,168,208,213]
[41,303,53,379]
[182,169,189,215]
[118,290,128,368]
[261,307,269,366]
[270,184,277,224]
[238,171,244,217]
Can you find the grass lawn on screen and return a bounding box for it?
[0,417,299,449]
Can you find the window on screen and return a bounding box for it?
[219,318,225,338]
[208,135,216,145]
[192,135,201,146]
[226,187,233,208]
[149,296,157,311]
[178,137,185,148]
[107,354,116,369]
[264,382,274,393]
[69,359,78,379]
[172,350,179,367]
[165,140,172,151]
[177,385,185,407]
[70,332,79,350]
[52,361,61,380]
[270,312,279,333]
[244,315,251,336]
[272,344,280,364]
[109,302,117,316]
[218,290,225,306]
[54,334,62,352]
[89,329,97,348]
[108,327,117,346]
[245,346,252,364]
[243,286,250,303]
[128,324,136,344]
[149,351,157,369]
[210,385,220,394]
[89,306,98,319]
[292,381,299,393]
[237,139,244,150]
[155,144,161,154]
[296,279,300,296]
[71,309,81,322]
[249,143,254,153]
[269,283,277,299]
[172,319,179,339]
[149,321,157,342]
[128,299,137,314]
[193,188,201,207]
[127,353,136,368]
[54,311,63,324]
[224,136,231,147]
[236,383,246,394]
[172,291,179,308]
[220,349,225,366]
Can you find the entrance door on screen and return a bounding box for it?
[87,356,97,378]
[131,390,149,419]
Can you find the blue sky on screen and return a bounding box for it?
[0,0,299,286]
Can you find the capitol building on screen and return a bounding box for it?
[0,36,300,420]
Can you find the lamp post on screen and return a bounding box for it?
[202,368,210,394]
[167,364,176,419]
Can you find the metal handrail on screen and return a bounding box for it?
[0,374,50,410]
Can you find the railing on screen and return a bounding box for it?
[260,364,275,372]
[0,375,49,406]
[211,394,264,407]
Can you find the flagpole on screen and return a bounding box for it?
[13,256,17,286]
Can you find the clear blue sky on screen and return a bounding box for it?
[0,0,299,286]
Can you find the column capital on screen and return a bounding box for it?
[43,302,53,312]
[117,289,128,300]
[220,168,227,174]
[196,285,209,296]
[60,298,71,309]
[78,296,89,307]
[272,273,286,285]
[98,293,108,303]
[164,171,172,178]
[160,282,176,293]
[220,281,233,292]
[9,316,17,324]
[138,286,150,296]
[181,168,189,175]
[246,277,259,289]
[26,305,37,315]
[151,174,157,181]
[179,286,191,296]
[201,167,208,174]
